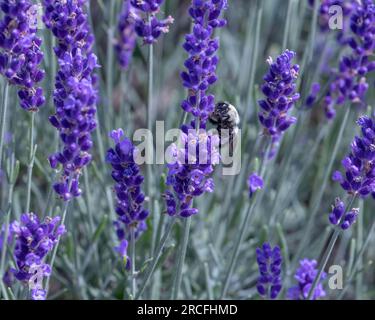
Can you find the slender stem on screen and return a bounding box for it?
[204,262,213,300]
[269,111,304,225]
[220,142,270,299]
[282,0,293,51]
[26,112,36,213]
[45,201,70,297]
[0,154,15,300]
[307,229,340,300]
[291,107,351,267]
[220,200,254,299]
[355,199,364,299]
[171,217,191,299]
[338,221,375,299]
[130,227,136,298]
[307,0,319,64]
[105,0,116,131]
[307,195,356,300]
[152,204,165,256]
[0,82,9,167]
[135,217,175,299]
[243,0,263,123]
[147,41,154,215]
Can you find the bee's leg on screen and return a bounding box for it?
[229,129,234,157]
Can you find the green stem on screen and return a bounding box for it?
[220,142,270,299]
[307,229,340,300]
[291,107,351,267]
[220,200,255,299]
[147,41,154,218]
[269,111,304,225]
[135,218,175,299]
[0,82,9,167]
[106,0,116,131]
[243,0,263,122]
[307,195,356,300]
[282,0,294,51]
[25,112,36,213]
[355,199,364,299]
[171,217,191,299]
[338,221,375,299]
[130,227,137,299]
[0,155,16,300]
[45,201,70,297]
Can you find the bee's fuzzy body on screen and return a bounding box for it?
[209,102,240,156]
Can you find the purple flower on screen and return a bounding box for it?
[247,173,264,198]
[328,197,360,230]
[180,0,227,126]
[43,0,99,201]
[9,213,65,300]
[107,129,149,262]
[256,242,282,299]
[332,115,375,198]
[0,0,45,111]
[322,0,375,119]
[115,0,137,69]
[163,126,220,217]
[328,197,345,225]
[258,50,300,155]
[130,0,173,44]
[114,239,131,270]
[305,82,321,107]
[288,258,326,300]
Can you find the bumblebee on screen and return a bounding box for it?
[209,101,240,156]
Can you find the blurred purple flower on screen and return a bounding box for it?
[43,0,99,201]
[323,0,375,118]
[180,0,227,126]
[9,213,65,300]
[256,242,282,299]
[115,0,137,69]
[247,173,264,198]
[305,82,321,107]
[0,0,45,111]
[288,258,326,300]
[107,129,149,262]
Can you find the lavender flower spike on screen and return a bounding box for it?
[131,0,174,44]
[180,0,228,126]
[107,129,149,263]
[332,115,375,198]
[43,0,99,201]
[9,213,65,300]
[256,242,282,299]
[0,0,45,111]
[258,50,300,140]
[288,258,327,300]
[164,126,220,217]
[115,0,137,69]
[323,0,375,119]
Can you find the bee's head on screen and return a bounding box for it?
[209,101,230,124]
